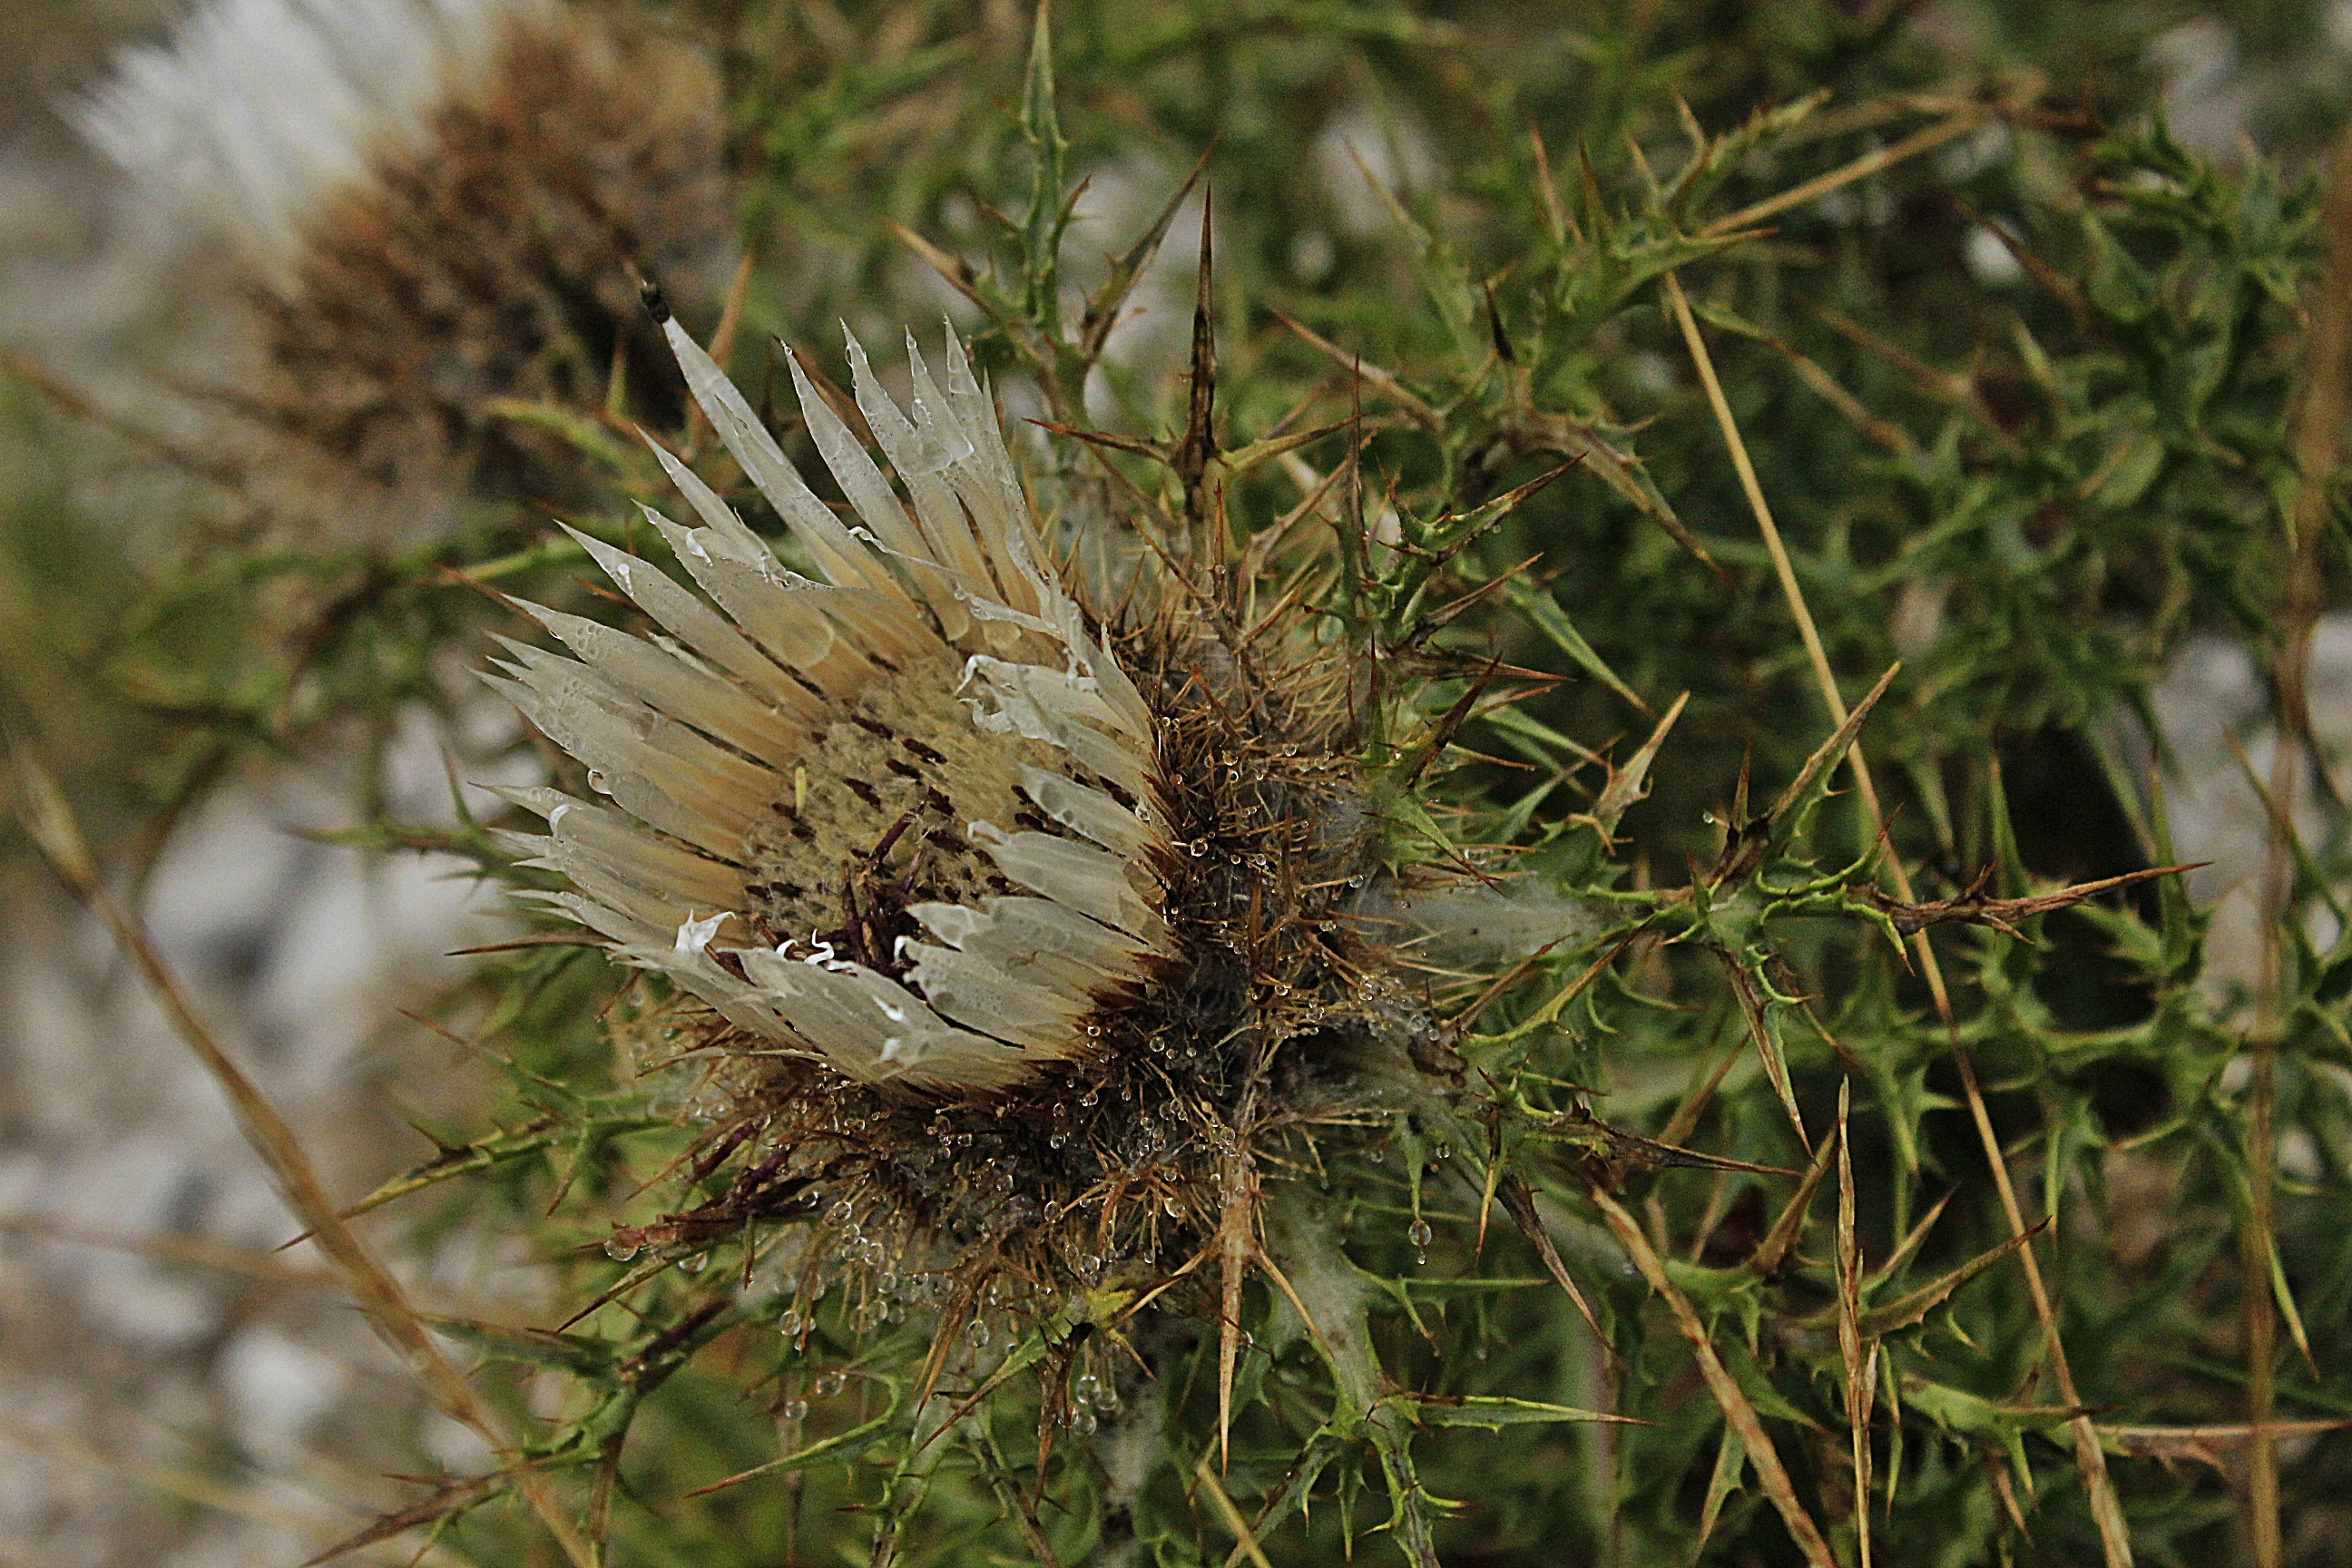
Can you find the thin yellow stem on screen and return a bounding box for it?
[5,741,595,1568]
[1665,272,2134,1566]
[1200,1447,1279,1568]
[2245,113,2352,1568]
[1700,112,1986,239]
[1590,1188,1838,1568]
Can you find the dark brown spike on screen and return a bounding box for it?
[1484,277,1517,365]
[1028,419,1166,461]
[1396,658,1504,789]
[1497,1172,1608,1345]
[1079,140,1218,366]
[1173,186,1220,544]
[1849,862,2206,939]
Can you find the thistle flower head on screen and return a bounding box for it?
[497,309,1176,1089]
[495,309,1399,1301]
[77,0,547,279]
[77,0,729,532]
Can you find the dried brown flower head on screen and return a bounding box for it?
[82,0,731,537]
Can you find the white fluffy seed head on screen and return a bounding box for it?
[75,0,548,280]
[73,0,731,541]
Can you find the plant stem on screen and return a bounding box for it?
[6,738,595,1568]
[2247,114,2352,1568]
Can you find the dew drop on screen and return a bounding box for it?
[779,1308,803,1336]
[678,1252,709,1275]
[784,1397,809,1420]
[816,1370,847,1396]
[1073,1409,1100,1436]
[1368,1148,1384,1164]
[603,1239,640,1262]
[968,1319,992,1348]
[1408,1220,1433,1249]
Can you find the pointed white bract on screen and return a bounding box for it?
[493,321,1172,1091]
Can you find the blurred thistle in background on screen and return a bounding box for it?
[69,0,733,538]
[2,1,729,1562]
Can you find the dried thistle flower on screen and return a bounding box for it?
[491,302,1425,1365]
[78,0,730,535]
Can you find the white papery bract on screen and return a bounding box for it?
[490,319,1172,1091]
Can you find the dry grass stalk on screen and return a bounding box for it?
[5,737,595,1568]
[2246,111,2352,1568]
[1195,1447,1279,1568]
[1587,1185,1838,1568]
[1664,269,2135,1566]
[1700,109,1991,239]
[1836,1083,1878,1568]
